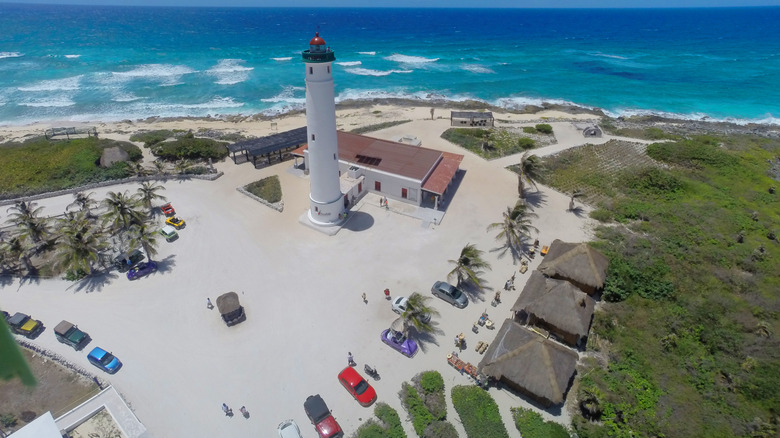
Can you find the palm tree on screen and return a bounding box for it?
[448,243,492,289]
[102,191,144,234]
[6,201,50,244]
[516,152,544,199]
[128,220,159,262]
[136,182,167,216]
[398,292,440,335]
[0,234,35,274]
[67,191,98,218]
[568,189,585,212]
[54,211,107,276]
[487,201,538,260]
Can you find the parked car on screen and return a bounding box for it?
[160,225,179,242]
[431,281,468,308]
[278,419,304,438]
[338,366,377,407]
[391,296,431,323]
[303,394,344,438]
[54,320,90,350]
[126,261,158,280]
[6,312,44,339]
[112,249,145,273]
[380,328,419,357]
[160,203,175,216]
[87,347,122,374]
[216,292,246,327]
[165,216,186,230]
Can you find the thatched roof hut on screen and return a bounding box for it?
[478,319,578,407]
[537,240,609,294]
[512,271,595,347]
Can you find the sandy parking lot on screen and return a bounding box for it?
[1,111,602,437]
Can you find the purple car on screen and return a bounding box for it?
[380,329,418,357]
[126,261,158,280]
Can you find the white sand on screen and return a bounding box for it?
[1,105,613,437]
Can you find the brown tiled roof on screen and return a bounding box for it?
[422,152,463,195]
[336,131,442,181]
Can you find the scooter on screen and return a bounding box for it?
[364,364,380,381]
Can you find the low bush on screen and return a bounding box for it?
[351,120,411,134]
[420,371,444,394]
[451,385,509,438]
[589,208,613,222]
[518,137,535,149]
[152,135,228,161]
[535,123,553,134]
[523,126,537,134]
[401,383,434,436]
[415,371,447,421]
[512,407,570,438]
[354,402,406,438]
[129,130,174,147]
[647,136,732,168]
[424,421,459,438]
[245,175,282,204]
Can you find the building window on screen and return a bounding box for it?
[327,66,330,73]
[309,67,313,75]
[402,188,408,199]
[375,181,381,192]
[311,134,315,141]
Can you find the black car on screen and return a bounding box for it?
[112,249,145,273]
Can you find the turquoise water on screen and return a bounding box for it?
[1,4,779,124]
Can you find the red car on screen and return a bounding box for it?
[337,366,377,407]
[304,394,343,438]
[160,203,175,216]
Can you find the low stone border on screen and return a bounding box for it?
[0,171,223,206]
[236,186,284,212]
[19,340,108,389]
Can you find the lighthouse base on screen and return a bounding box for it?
[308,194,344,227]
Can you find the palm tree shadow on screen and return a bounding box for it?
[489,242,525,265]
[569,206,587,218]
[461,281,490,303]
[152,255,177,275]
[406,322,444,354]
[523,190,547,209]
[70,271,118,294]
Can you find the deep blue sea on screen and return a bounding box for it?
[1,4,779,125]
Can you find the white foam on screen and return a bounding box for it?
[0,52,23,59]
[591,52,629,60]
[358,51,376,56]
[18,75,83,92]
[112,92,142,102]
[603,107,780,126]
[493,96,586,110]
[335,88,475,104]
[272,57,293,62]
[112,64,195,86]
[384,54,439,64]
[336,61,362,66]
[19,97,76,108]
[65,54,81,59]
[261,85,305,104]
[461,64,495,74]
[344,68,413,77]
[207,59,254,85]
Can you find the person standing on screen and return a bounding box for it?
[348,352,355,366]
[222,403,230,416]
[207,298,214,309]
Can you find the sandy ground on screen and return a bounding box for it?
[1,105,609,437]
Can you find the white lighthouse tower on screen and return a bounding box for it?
[303,32,343,226]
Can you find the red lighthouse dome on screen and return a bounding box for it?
[309,32,326,46]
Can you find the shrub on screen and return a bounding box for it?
[401,383,434,436]
[376,402,406,438]
[0,413,17,428]
[512,407,570,438]
[425,421,459,438]
[647,136,731,168]
[518,137,535,149]
[129,130,174,147]
[153,136,229,161]
[535,123,553,134]
[589,208,613,222]
[451,385,509,438]
[245,175,282,204]
[624,167,686,197]
[420,371,444,394]
[523,126,537,134]
[351,120,411,134]
[415,371,447,421]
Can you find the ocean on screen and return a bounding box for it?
[1,4,779,125]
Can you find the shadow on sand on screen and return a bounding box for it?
[407,322,444,355]
[522,189,547,210]
[341,211,374,232]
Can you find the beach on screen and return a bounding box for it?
[0,103,622,436]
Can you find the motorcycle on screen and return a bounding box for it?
[364,364,380,381]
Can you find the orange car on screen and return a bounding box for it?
[160,203,175,216]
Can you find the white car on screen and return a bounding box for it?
[391,296,431,323]
[277,419,303,438]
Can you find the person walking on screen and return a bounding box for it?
[362,292,367,303]
[207,298,214,309]
[222,403,230,416]
[240,406,249,417]
[348,352,355,366]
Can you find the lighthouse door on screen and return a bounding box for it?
[344,194,349,208]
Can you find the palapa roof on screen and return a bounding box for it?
[478,319,578,406]
[537,240,609,289]
[216,292,241,315]
[511,271,595,339]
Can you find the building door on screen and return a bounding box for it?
[401,188,408,199]
[358,182,362,193]
[375,181,381,191]
[344,194,349,208]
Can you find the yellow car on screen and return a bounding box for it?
[165,216,186,230]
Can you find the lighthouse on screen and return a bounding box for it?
[303,32,343,226]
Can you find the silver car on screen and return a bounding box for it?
[431,281,468,308]
[278,419,303,438]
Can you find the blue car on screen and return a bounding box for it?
[381,329,419,357]
[126,261,158,280]
[87,347,122,374]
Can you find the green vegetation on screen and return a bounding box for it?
[451,385,509,438]
[151,132,228,161]
[0,137,141,198]
[539,134,780,437]
[441,128,534,159]
[401,382,435,435]
[245,175,282,204]
[355,403,406,438]
[535,123,553,134]
[600,119,681,140]
[129,130,176,147]
[511,407,570,438]
[351,120,411,135]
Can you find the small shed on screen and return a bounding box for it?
[511,271,595,348]
[583,125,602,138]
[450,111,494,128]
[478,319,578,407]
[537,240,609,295]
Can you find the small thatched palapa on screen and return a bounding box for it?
[512,271,595,347]
[537,239,609,294]
[477,319,578,407]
